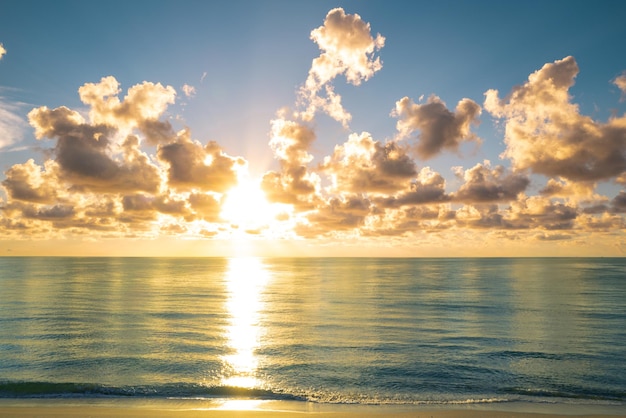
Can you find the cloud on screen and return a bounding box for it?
[1,10,624,251]
[157,129,245,193]
[78,76,176,136]
[262,9,385,210]
[122,193,189,218]
[0,43,5,59]
[137,118,176,145]
[611,191,626,213]
[507,196,578,230]
[452,161,530,203]
[1,159,59,203]
[539,177,596,198]
[295,194,372,237]
[0,97,27,149]
[375,167,449,208]
[188,192,222,222]
[321,132,416,194]
[614,72,626,101]
[308,8,385,86]
[22,204,75,221]
[261,118,321,208]
[535,233,573,241]
[485,56,626,182]
[28,106,162,193]
[393,95,481,159]
[182,84,196,98]
[298,8,384,126]
[0,76,253,239]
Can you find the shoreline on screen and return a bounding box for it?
[0,399,624,418]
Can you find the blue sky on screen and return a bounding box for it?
[1,1,626,256]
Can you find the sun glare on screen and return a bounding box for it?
[222,257,269,389]
[221,177,284,233]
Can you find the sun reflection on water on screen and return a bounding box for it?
[222,257,269,389]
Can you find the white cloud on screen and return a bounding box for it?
[0,97,27,149]
[614,72,626,101]
[182,84,196,98]
[485,56,626,182]
[297,8,384,126]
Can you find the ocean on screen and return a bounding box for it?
[0,257,624,410]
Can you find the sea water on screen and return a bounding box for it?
[0,257,624,408]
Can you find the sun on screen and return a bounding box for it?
[220,177,286,233]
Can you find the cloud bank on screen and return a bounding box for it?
[2,76,246,238]
[1,10,625,253]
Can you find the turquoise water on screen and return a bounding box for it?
[0,257,624,407]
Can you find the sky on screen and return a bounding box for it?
[1,0,626,257]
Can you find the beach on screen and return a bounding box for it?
[0,399,624,418]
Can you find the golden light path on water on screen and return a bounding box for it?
[221,257,269,389]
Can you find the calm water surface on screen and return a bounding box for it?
[0,257,624,407]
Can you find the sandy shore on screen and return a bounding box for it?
[0,399,624,418]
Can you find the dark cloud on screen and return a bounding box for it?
[28,105,162,194]
[394,95,481,159]
[22,204,74,220]
[157,132,244,193]
[2,159,58,203]
[611,191,626,213]
[138,118,176,145]
[321,132,416,194]
[375,167,449,208]
[452,162,530,203]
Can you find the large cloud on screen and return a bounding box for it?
[308,8,385,86]
[452,161,530,203]
[394,95,481,159]
[78,76,176,139]
[157,129,244,193]
[0,76,251,239]
[539,178,597,199]
[298,8,384,126]
[261,118,321,208]
[455,196,578,231]
[485,56,626,182]
[1,159,59,203]
[321,132,416,194]
[295,194,372,237]
[1,13,624,251]
[263,9,385,210]
[28,105,162,193]
[374,167,449,208]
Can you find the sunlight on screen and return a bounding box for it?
[220,177,281,232]
[222,257,269,389]
[213,399,268,411]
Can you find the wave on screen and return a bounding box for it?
[0,381,304,401]
[501,386,626,402]
[1,381,623,406]
[0,381,513,405]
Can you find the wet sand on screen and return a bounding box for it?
[0,399,623,418]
